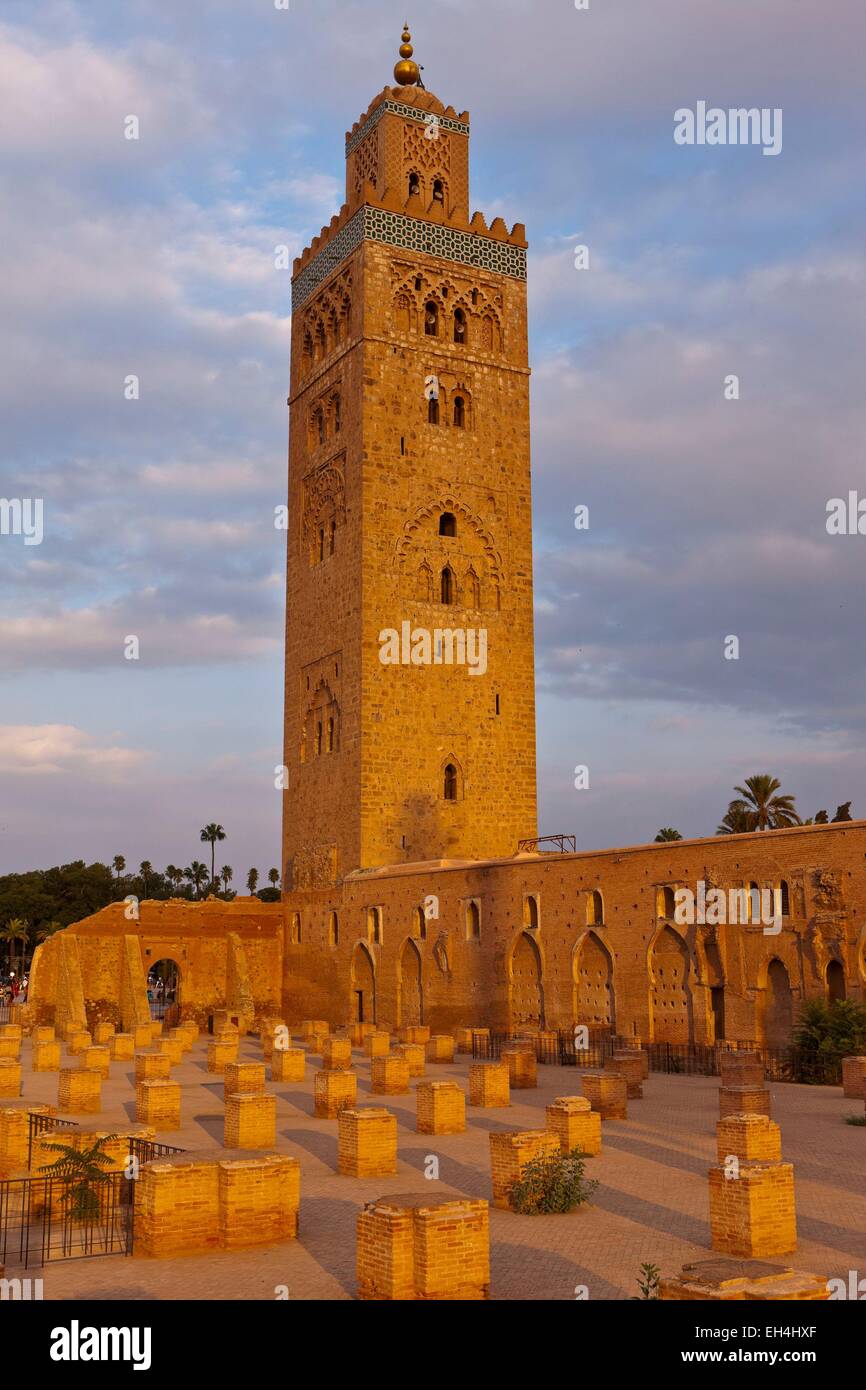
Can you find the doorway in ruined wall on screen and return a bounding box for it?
[148,958,181,1022]
[649,927,693,1043]
[350,943,376,1025]
[572,932,615,1031]
[510,932,543,1030]
[826,959,846,1003]
[764,958,794,1046]
[399,939,423,1027]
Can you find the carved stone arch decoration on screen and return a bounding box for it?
[302,459,346,565]
[300,677,341,761]
[394,496,504,588]
[440,753,463,803]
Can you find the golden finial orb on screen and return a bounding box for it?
[393,23,420,86]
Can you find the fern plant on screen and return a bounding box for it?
[39,1135,117,1221]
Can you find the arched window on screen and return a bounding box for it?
[315,721,323,756]
[465,900,480,941]
[291,912,301,945]
[428,395,439,424]
[328,911,338,948]
[329,518,336,556]
[408,172,420,197]
[432,178,444,204]
[657,885,676,919]
[327,716,334,753]
[523,895,539,930]
[440,567,455,605]
[314,407,325,445]
[332,394,341,434]
[453,395,466,428]
[779,880,790,916]
[586,889,604,926]
[424,301,439,337]
[466,571,480,608]
[318,527,325,563]
[367,906,383,945]
[443,763,458,801]
[415,905,427,941]
[454,308,466,344]
[748,881,760,923]
[439,512,456,537]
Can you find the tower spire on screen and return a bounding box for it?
[393,22,421,86]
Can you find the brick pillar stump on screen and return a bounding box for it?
[454,1027,474,1054]
[133,1158,221,1257]
[135,1051,171,1083]
[66,1030,92,1056]
[399,1026,430,1045]
[661,1258,830,1302]
[224,1061,266,1098]
[372,1055,410,1095]
[225,1092,276,1150]
[357,1195,490,1300]
[365,1032,391,1059]
[0,1038,21,1060]
[338,1108,398,1177]
[271,1048,305,1083]
[32,1026,55,1044]
[207,1038,238,1074]
[0,1025,22,1041]
[0,1060,22,1099]
[716,1113,782,1165]
[136,1079,181,1129]
[394,1043,425,1077]
[350,1022,375,1048]
[501,1046,537,1089]
[425,1035,455,1064]
[309,1028,330,1055]
[416,1081,466,1134]
[219,1154,300,1248]
[80,1045,111,1079]
[581,1071,627,1119]
[109,1033,135,1061]
[300,1019,329,1040]
[322,1038,353,1071]
[719,1052,766,1088]
[169,1028,193,1055]
[489,1130,560,1211]
[719,1085,771,1120]
[32,1041,62,1072]
[841,1056,866,1100]
[132,1023,154,1048]
[58,1068,101,1114]
[469,1062,510,1108]
[149,1021,164,1041]
[158,1037,184,1065]
[607,1052,643,1098]
[92,1022,116,1046]
[314,1068,358,1118]
[708,1161,797,1258]
[545,1096,602,1156]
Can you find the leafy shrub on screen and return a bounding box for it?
[844,1113,866,1127]
[794,999,866,1058]
[634,1262,661,1299]
[509,1147,598,1215]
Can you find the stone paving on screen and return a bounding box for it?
[11,1032,866,1301]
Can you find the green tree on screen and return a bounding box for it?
[1,918,31,974]
[220,865,233,892]
[794,999,866,1058]
[832,801,853,822]
[716,799,755,835]
[246,868,259,895]
[733,775,800,831]
[35,920,62,944]
[39,1135,116,1221]
[184,862,208,899]
[200,824,226,883]
[654,828,683,842]
[267,868,280,889]
[139,861,153,897]
[112,855,126,879]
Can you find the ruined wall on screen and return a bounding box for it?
[279,821,866,1044]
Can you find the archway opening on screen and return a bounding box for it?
[510,932,543,1030]
[573,931,614,1031]
[650,926,692,1043]
[148,958,181,1022]
[399,939,423,1026]
[765,958,793,1046]
[827,959,846,1003]
[350,943,376,1025]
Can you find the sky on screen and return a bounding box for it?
[1,0,865,878]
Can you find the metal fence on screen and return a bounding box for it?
[471,1031,844,1085]
[27,1113,79,1169]
[0,1172,134,1269]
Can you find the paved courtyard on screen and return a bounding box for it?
[12,1033,866,1301]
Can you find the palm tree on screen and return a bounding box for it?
[734,775,801,831]
[184,862,209,899]
[139,861,153,897]
[36,921,62,944]
[39,1135,116,1220]
[246,868,259,895]
[654,828,683,842]
[717,799,755,835]
[200,824,226,882]
[267,868,280,890]
[220,865,233,893]
[165,864,182,895]
[112,855,126,879]
[1,919,31,974]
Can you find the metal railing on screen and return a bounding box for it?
[27,1113,79,1169]
[0,1172,133,1269]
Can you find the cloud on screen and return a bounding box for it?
[0,724,149,778]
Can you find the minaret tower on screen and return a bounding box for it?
[282,27,537,888]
